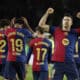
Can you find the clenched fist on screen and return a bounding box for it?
[46,8,54,14]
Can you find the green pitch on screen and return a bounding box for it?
[0,65,67,80]
[26,66,67,80]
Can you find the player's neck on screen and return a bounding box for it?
[64,32,68,36]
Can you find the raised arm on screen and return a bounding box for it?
[21,17,34,34]
[38,8,54,32]
[10,17,16,27]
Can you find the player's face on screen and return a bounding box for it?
[62,16,73,31]
[14,23,23,28]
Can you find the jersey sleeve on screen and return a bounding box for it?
[48,42,52,63]
[25,29,32,38]
[49,26,56,35]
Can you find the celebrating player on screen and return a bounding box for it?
[0,19,10,79]
[38,8,79,80]
[4,18,32,80]
[26,27,52,80]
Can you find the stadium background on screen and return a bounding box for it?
[0,0,80,30]
[0,0,80,80]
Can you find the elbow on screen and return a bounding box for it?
[38,23,43,28]
[38,23,45,28]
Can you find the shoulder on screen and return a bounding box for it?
[29,38,37,46]
[70,29,78,34]
[49,26,57,33]
[44,38,52,46]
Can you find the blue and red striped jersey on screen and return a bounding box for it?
[5,27,32,63]
[50,26,78,62]
[0,30,8,64]
[26,38,52,71]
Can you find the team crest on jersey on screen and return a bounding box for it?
[62,38,69,46]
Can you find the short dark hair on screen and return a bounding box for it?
[14,18,27,28]
[0,19,10,28]
[15,18,24,24]
[63,13,73,20]
[35,27,44,34]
